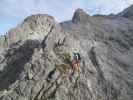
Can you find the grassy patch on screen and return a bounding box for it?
[62,53,71,63]
[55,63,70,74]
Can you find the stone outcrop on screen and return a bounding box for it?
[7,14,56,44]
[0,5,133,100]
[72,8,90,23]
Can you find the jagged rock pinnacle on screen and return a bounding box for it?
[72,8,90,23]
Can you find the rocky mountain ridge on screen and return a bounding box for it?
[118,4,133,20]
[0,5,133,100]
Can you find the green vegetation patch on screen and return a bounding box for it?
[55,63,70,74]
[62,52,71,63]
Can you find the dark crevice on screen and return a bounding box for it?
[46,68,56,82]
[34,83,46,100]
[47,81,61,99]
[34,69,62,100]
[41,25,54,49]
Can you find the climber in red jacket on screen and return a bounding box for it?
[71,52,81,74]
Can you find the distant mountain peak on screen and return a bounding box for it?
[72,8,90,23]
[118,4,133,20]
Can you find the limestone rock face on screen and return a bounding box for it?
[0,6,133,100]
[7,14,56,44]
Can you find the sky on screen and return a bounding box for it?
[0,0,133,34]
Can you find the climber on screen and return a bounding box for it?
[71,52,81,75]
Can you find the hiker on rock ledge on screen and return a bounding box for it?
[71,51,81,75]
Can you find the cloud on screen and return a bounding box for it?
[87,0,133,14]
[0,0,133,33]
[1,0,133,20]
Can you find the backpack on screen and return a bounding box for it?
[74,52,81,60]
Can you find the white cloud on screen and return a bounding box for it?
[0,0,133,21]
[86,0,133,15]
[0,0,133,33]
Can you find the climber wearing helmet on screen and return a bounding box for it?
[71,51,81,74]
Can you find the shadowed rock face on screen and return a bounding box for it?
[0,5,133,100]
[0,40,40,91]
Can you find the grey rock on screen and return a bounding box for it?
[72,8,90,24]
[0,5,133,100]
